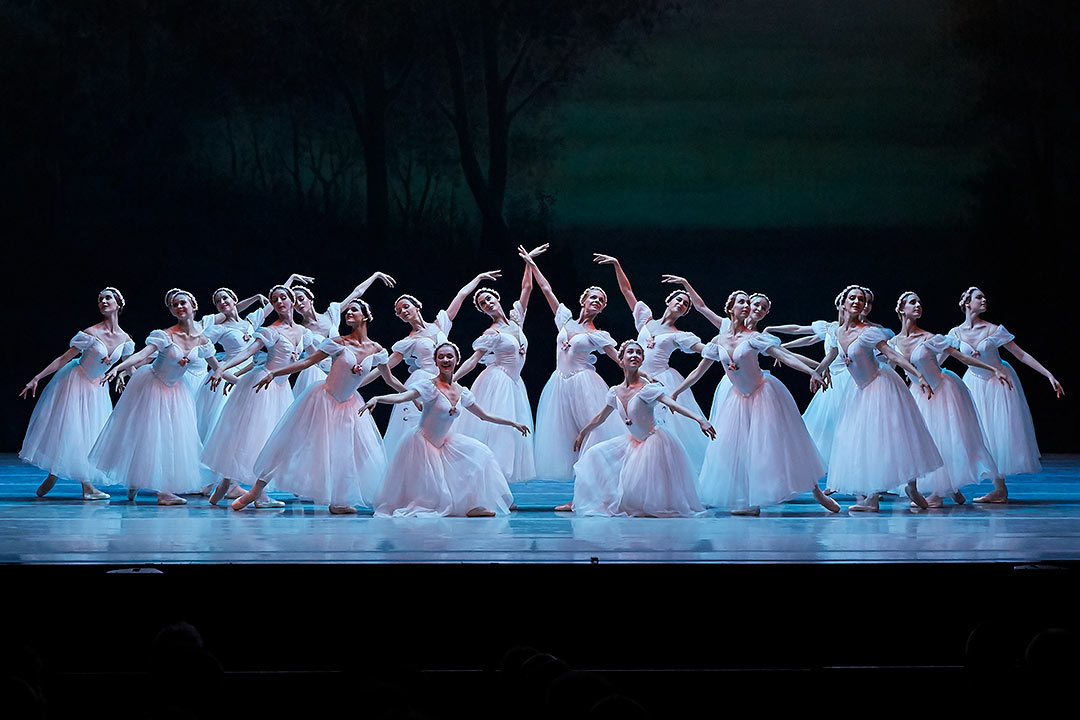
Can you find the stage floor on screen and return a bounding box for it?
[2,453,1078,564]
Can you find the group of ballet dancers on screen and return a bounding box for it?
[19,244,1065,517]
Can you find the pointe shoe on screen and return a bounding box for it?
[821,497,841,513]
[329,505,358,515]
[905,484,929,510]
[200,484,215,497]
[466,507,496,517]
[82,490,111,501]
[36,475,58,497]
[924,495,944,509]
[253,498,286,509]
[974,489,1008,504]
[554,503,573,512]
[731,507,761,516]
[952,492,966,505]
[226,484,246,499]
[208,482,230,506]
[849,500,879,512]
[157,494,187,506]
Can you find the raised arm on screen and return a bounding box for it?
[661,275,726,329]
[519,246,560,315]
[465,402,530,435]
[284,273,315,288]
[1004,341,1064,397]
[341,272,396,306]
[593,254,637,311]
[572,405,616,452]
[518,244,547,309]
[20,347,81,399]
[671,357,716,400]
[453,348,486,383]
[657,394,716,439]
[446,270,502,321]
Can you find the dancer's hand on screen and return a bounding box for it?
[1049,376,1064,398]
[526,243,549,259]
[572,431,586,453]
[19,378,39,399]
[474,270,502,284]
[699,420,716,440]
[253,370,275,393]
[993,368,1013,390]
[359,398,378,416]
[288,273,315,286]
[114,374,127,394]
[518,246,539,267]
[101,369,119,387]
[660,274,687,286]
[514,423,531,437]
[593,253,618,266]
[919,377,933,398]
[371,271,396,288]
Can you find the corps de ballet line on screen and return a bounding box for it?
[18,245,1065,517]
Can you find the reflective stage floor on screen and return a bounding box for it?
[3,453,1078,565]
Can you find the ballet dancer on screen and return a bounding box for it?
[20,287,133,500]
[673,290,839,515]
[891,291,1012,506]
[453,245,548,482]
[814,285,941,512]
[519,247,624,481]
[592,255,710,473]
[564,340,714,517]
[364,342,529,517]
[92,289,225,505]
[948,286,1064,503]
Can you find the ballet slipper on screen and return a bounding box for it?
[905,483,929,510]
[850,494,880,512]
[329,505,358,515]
[466,507,496,517]
[554,503,573,512]
[813,487,841,513]
[924,494,944,509]
[253,498,285,509]
[208,480,231,507]
[225,484,246,499]
[952,491,966,505]
[731,507,761,516]
[974,489,1008,504]
[36,474,58,497]
[200,483,215,497]
[157,493,187,506]
[81,486,111,501]
[230,489,258,511]
[509,503,518,511]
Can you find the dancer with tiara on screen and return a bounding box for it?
[891,291,1012,506]
[453,245,548,482]
[20,287,133,500]
[948,286,1064,503]
[381,269,503,458]
[673,290,839,515]
[591,255,709,473]
[228,298,406,513]
[815,285,941,512]
[91,289,223,505]
[203,285,313,507]
[568,340,714,517]
[291,272,397,398]
[364,342,529,517]
[518,248,624,483]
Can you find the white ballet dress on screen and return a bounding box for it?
[454,301,536,482]
[20,331,134,485]
[533,304,623,481]
[89,330,213,494]
[293,302,341,399]
[826,326,943,494]
[696,332,825,510]
[572,382,705,517]
[201,325,313,484]
[374,381,514,517]
[948,324,1040,476]
[254,340,388,507]
[382,310,452,459]
[194,306,267,441]
[890,333,998,496]
[631,301,708,473]
[801,320,856,469]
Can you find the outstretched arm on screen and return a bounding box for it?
[519,246,560,315]
[766,324,815,336]
[341,272,396,306]
[446,270,502,321]
[20,347,81,399]
[943,347,1013,389]
[657,394,716,439]
[573,405,616,452]
[100,344,157,387]
[1004,341,1064,397]
[765,346,825,380]
[465,402,530,435]
[593,254,637,312]
[215,338,266,378]
[671,357,716,400]
[453,348,486,383]
[782,335,824,350]
[876,342,932,397]
[661,275,725,329]
[253,350,329,392]
[360,388,421,416]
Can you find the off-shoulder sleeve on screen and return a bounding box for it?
[254,326,279,349]
[672,331,701,353]
[391,335,413,357]
[199,314,216,332]
[69,331,95,352]
[195,340,216,359]
[203,323,225,343]
[120,340,135,358]
[244,305,267,329]
[415,380,438,404]
[145,329,172,351]
[472,331,499,354]
[300,329,315,351]
[719,317,731,333]
[605,386,618,408]
[319,338,345,357]
[811,320,830,341]
[638,382,666,405]
[632,301,653,333]
[554,303,573,330]
[460,387,476,408]
[701,336,722,362]
[369,349,389,367]
[509,300,526,328]
[987,324,1016,347]
[589,329,616,351]
[923,334,953,355]
[326,302,342,332]
[858,327,892,348]
[748,332,782,355]
[434,309,452,334]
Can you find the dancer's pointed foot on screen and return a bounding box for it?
[253,498,285,509]
[231,488,258,511]
[924,494,944,508]
[80,483,110,500]
[812,487,841,513]
[466,507,496,517]
[850,494,880,512]
[905,482,929,510]
[554,503,573,512]
[952,491,967,505]
[329,505,358,515]
[208,480,231,506]
[157,493,187,506]
[36,474,58,497]
[731,507,761,516]
[974,489,1008,504]
[200,483,215,497]
[226,484,246,499]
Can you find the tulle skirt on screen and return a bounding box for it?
[827,369,943,495]
[201,373,294,484]
[88,366,205,494]
[382,370,436,461]
[802,370,855,470]
[573,428,705,517]
[292,364,328,399]
[963,363,1040,476]
[650,367,708,474]
[911,370,998,496]
[194,378,229,442]
[534,369,623,481]
[255,383,385,507]
[454,366,536,481]
[698,373,824,510]
[20,360,113,485]
[374,430,513,517]
[181,367,207,397]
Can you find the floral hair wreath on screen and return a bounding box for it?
[748,292,772,311]
[836,284,867,309]
[212,287,238,304]
[959,286,981,310]
[472,287,501,312]
[100,286,125,311]
[724,289,750,315]
[345,298,374,323]
[434,341,461,363]
[293,284,315,301]
[579,286,608,306]
[267,285,296,303]
[617,339,644,359]
[895,290,919,317]
[395,294,423,310]
[859,286,875,304]
[664,289,692,309]
[164,288,198,311]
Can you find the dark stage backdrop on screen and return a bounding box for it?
[3,0,1076,452]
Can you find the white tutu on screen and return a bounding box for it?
[454,366,536,481]
[375,383,513,517]
[201,371,294,484]
[802,370,855,469]
[194,378,228,441]
[912,369,998,495]
[383,310,453,459]
[292,364,327,399]
[964,363,1040,476]
[255,383,385,507]
[650,367,709,473]
[534,369,623,481]
[382,368,436,459]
